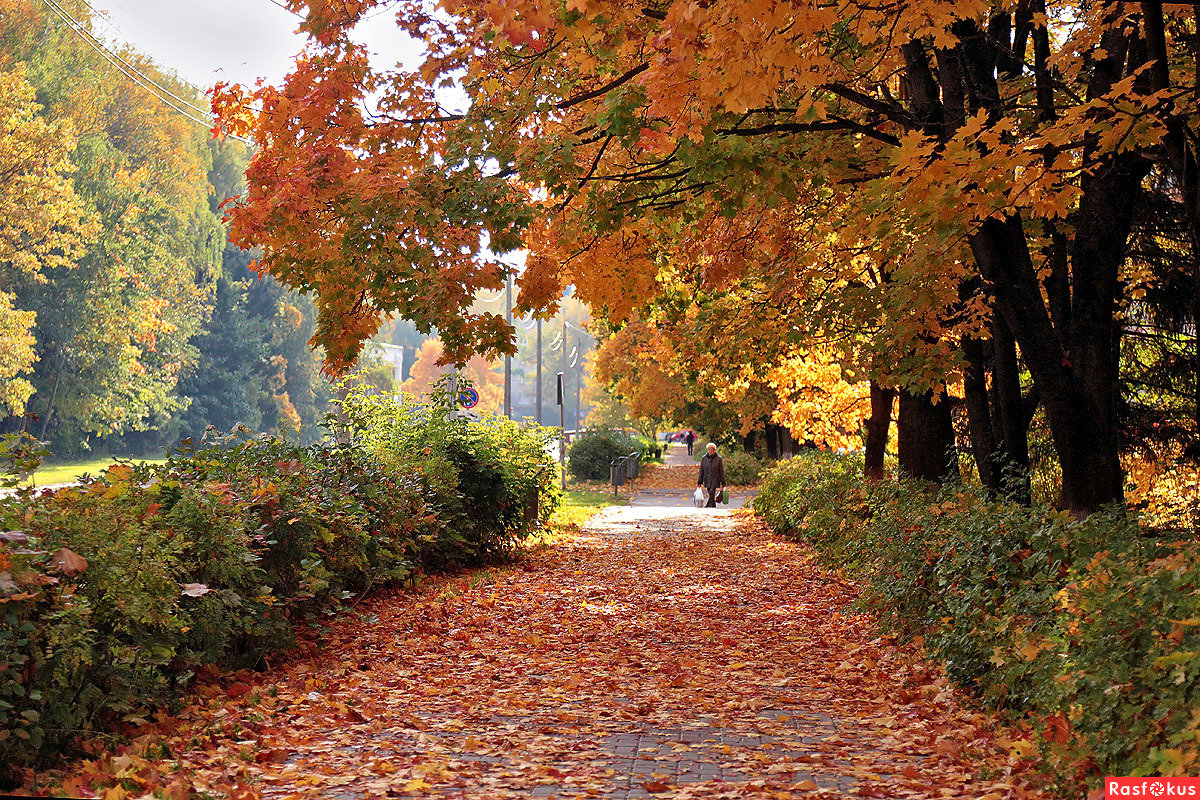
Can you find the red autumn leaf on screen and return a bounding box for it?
[1044,712,1071,746]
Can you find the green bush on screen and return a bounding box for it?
[336,384,562,564]
[632,434,662,462]
[721,451,762,485]
[753,452,1200,787]
[567,428,638,481]
[0,388,557,780]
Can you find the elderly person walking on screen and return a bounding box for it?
[697,442,726,508]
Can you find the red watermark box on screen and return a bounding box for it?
[1107,778,1200,797]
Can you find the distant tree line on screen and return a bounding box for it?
[0,0,332,456]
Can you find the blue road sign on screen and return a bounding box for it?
[459,387,480,409]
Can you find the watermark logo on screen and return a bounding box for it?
[1107,778,1200,797]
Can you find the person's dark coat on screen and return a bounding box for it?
[698,453,725,490]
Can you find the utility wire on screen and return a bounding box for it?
[64,0,215,118]
[38,0,254,145]
[42,0,213,120]
[267,0,304,17]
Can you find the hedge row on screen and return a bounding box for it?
[0,387,559,780]
[753,453,1200,787]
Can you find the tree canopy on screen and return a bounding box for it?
[0,0,335,454]
[216,0,1200,513]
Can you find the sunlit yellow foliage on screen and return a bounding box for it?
[769,349,871,451]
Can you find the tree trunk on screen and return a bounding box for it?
[864,381,895,481]
[917,20,1141,513]
[39,351,65,442]
[897,389,957,484]
[1138,1,1200,438]
[969,215,1127,514]
[742,431,756,454]
[765,424,779,459]
[989,315,1031,501]
[961,336,1000,493]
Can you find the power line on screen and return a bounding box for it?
[67,0,215,118]
[267,0,304,18]
[42,0,213,120]
[38,0,254,145]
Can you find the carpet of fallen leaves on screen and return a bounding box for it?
[34,506,1055,800]
[635,465,697,491]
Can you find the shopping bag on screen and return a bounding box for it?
[720,487,728,504]
[693,487,705,507]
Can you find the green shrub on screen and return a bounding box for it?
[567,429,638,481]
[753,452,1200,787]
[632,434,662,462]
[336,384,562,564]
[0,389,557,780]
[721,451,762,485]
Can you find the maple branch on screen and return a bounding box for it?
[556,63,649,111]
[594,157,684,181]
[615,180,714,209]
[821,84,917,131]
[396,113,466,124]
[718,120,901,147]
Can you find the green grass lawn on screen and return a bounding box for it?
[22,457,167,486]
[551,487,628,529]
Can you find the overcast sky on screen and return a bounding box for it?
[90,0,424,91]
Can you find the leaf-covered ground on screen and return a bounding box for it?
[49,506,1052,799]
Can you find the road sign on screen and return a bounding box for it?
[459,387,480,409]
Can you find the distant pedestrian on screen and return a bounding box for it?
[685,430,695,456]
[697,442,725,508]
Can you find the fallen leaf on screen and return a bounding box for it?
[50,547,88,577]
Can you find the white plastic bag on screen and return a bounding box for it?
[693,487,705,507]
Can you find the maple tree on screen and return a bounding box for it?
[402,338,504,413]
[216,0,1200,513]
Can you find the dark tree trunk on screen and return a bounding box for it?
[865,381,895,481]
[1139,0,1200,437]
[897,389,957,484]
[989,315,1031,501]
[742,431,756,454]
[907,19,1146,513]
[765,424,779,459]
[961,336,1000,493]
[969,215,1128,514]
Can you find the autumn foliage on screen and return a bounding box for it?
[402,338,504,413]
[755,453,1200,783]
[0,391,557,778]
[214,0,1200,513]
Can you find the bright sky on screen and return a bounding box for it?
[89,0,426,90]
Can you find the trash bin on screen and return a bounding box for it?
[625,451,640,481]
[610,458,627,490]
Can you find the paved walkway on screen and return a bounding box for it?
[631,444,755,509]
[71,503,1049,799]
